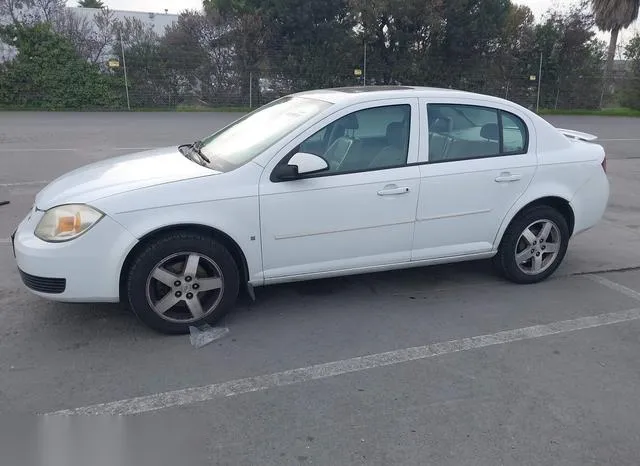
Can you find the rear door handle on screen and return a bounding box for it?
[378,185,410,196]
[495,172,522,183]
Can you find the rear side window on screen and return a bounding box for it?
[427,104,528,163]
[501,111,527,154]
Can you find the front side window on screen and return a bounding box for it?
[427,104,528,163]
[199,96,333,171]
[295,104,411,175]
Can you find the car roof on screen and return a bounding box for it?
[292,85,507,105]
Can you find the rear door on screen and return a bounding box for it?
[411,98,538,260]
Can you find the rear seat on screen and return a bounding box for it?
[445,139,499,159]
[429,123,500,162]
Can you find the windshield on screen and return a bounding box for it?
[198,96,333,170]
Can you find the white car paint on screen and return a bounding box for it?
[34,147,217,210]
[259,98,422,280]
[12,86,609,304]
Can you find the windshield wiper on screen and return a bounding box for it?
[189,140,211,164]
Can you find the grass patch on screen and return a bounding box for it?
[175,105,251,113]
[539,107,640,117]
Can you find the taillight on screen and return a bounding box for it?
[601,154,607,173]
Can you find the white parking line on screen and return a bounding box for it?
[0,180,49,187]
[47,307,640,416]
[0,148,77,153]
[588,275,640,302]
[0,238,10,245]
[0,147,155,153]
[598,138,640,142]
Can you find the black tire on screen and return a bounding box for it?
[494,205,570,284]
[125,232,240,334]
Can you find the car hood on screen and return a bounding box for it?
[35,146,218,210]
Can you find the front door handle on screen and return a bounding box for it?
[495,172,522,183]
[378,185,410,196]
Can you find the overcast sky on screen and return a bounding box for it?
[80,0,639,44]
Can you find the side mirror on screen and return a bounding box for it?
[289,152,329,175]
[273,152,329,181]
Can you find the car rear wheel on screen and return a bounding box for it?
[494,206,570,284]
[126,232,239,334]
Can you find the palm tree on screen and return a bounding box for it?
[78,0,105,8]
[591,0,640,80]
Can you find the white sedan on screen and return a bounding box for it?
[11,86,609,334]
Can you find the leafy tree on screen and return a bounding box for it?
[621,34,640,108]
[112,17,168,107]
[160,11,237,106]
[591,0,639,82]
[77,0,105,8]
[0,23,121,109]
[205,0,358,94]
[427,0,511,85]
[260,0,358,90]
[348,0,444,85]
[534,7,605,109]
[473,3,537,106]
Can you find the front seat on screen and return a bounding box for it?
[323,114,360,170]
[368,122,409,169]
[429,117,453,162]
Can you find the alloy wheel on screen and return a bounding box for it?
[514,219,561,276]
[145,252,224,323]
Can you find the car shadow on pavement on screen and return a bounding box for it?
[227,259,499,324]
[11,259,498,342]
[33,301,161,340]
[254,259,495,299]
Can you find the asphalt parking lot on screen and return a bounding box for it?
[1,112,640,465]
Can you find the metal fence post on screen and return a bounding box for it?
[363,41,367,87]
[536,51,543,113]
[249,72,253,109]
[120,31,131,111]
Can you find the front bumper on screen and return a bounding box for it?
[12,208,138,303]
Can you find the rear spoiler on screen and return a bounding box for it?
[556,128,598,142]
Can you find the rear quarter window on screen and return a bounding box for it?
[501,111,528,154]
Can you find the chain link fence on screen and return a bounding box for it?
[100,65,634,113]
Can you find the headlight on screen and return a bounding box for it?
[34,204,104,242]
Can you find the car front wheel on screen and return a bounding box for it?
[125,232,239,334]
[495,206,570,284]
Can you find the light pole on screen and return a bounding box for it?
[363,40,367,86]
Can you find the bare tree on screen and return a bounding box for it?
[0,0,64,25]
[86,7,117,63]
[52,7,117,64]
[31,0,64,22]
[0,0,28,25]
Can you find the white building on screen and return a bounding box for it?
[68,7,179,37]
[0,7,179,63]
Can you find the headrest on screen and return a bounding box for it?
[480,123,499,141]
[386,122,406,147]
[338,113,359,130]
[431,117,451,133]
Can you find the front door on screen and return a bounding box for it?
[412,99,538,260]
[259,99,421,281]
